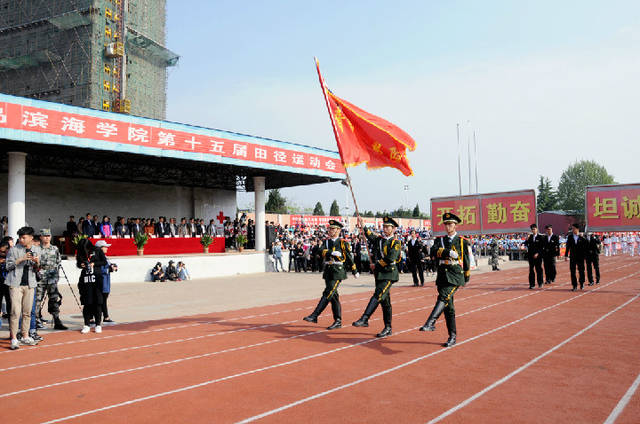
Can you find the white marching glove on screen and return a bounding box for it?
[331,251,342,258]
[449,250,459,259]
[354,272,360,279]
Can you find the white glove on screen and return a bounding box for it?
[449,250,459,259]
[354,272,360,279]
[331,251,342,258]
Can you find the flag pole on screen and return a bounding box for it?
[314,58,372,256]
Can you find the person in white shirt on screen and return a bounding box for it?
[602,234,611,257]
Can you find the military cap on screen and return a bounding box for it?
[442,212,462,224]
[328,219,343,229]
[382,216,399,227]
[40,228,52,236]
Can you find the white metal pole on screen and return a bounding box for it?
[253,176,266,251]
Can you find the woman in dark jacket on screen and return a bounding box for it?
[76,238,104,334]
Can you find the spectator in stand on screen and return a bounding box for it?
[165,260,178,281]
[188,218,198,237]
[114,217,129,238]
[167,218,178,237]
[178,218,189,237]
[129,217,143,236]
[155,216,168,238]
[0,216,7,237]
[82,213,95,237]
[197,219,206,236]
[151,262,166,282]
[6,226,41,349]
[95,240,116,323]
[206,219,217,236]
[144,219,155,236]
[65,216,77,237]
[99,216,113,238]
[177,261,191,281]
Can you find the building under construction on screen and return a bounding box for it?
[0,0,178,120]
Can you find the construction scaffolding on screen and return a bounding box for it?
[0,0,178,120]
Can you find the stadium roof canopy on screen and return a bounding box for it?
[0,93,345,191]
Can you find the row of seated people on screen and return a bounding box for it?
[150,260,191,282]
[67,214,227,238]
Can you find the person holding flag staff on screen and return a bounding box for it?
[303,220,358,330]
[352,216,401,338]
[419,213,471,348]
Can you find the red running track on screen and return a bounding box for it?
[0,256,638,424]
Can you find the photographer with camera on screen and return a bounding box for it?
[95,240,117,323]
[4,227,40,350]
[75,238,104,334]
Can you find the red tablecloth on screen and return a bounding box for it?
[64,236,225,256]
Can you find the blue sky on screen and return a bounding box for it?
[166,1,640,214]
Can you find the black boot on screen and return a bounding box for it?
[53,316,68,330]
[352,297,379,327]
[303,297,329,323]
[443,313,457,347]
[327,298,342,330]
[376,301,392,337]
[419,300,445,331]
[327,319,342,330]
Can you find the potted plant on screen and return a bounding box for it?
[201,234,213,253]
[235,233,247,252]
[72,234,88,247]
[134,232,150,256]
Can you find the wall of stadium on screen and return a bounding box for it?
[0,174,237,236]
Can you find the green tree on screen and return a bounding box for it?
[329,200,340,216]
[313,202,325,216]
[536,176,558,213]
[412,203,421,218]
[557,160,615,211]
[265,189,288,214]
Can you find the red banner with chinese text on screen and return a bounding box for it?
[431,190,536,235]
[586,184,640,232]
[289,215,343,227]
[0,99,344,175]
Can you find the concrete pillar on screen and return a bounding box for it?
[253,176,266,252]
[8,152,27,238]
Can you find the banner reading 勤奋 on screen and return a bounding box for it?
[431,189,536,236]
[586,183,640,232]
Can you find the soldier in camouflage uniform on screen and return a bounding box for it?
[353,216,401,338]
[419,213,470,347]
[35,229,67,330]
[303,220,358,330]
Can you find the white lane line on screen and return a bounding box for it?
[0,293,430,373]
[1,268,522,356]
[3,274,520,370]
[4,284,521,398]
[39,278,570,423]
[233,270,639,424]
[604,372,640,424]
[427,293,640,424]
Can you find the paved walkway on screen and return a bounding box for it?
[1,256,527,335]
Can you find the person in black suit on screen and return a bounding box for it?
[524,223,544,289]
[564,223,588,291]
[155,217,168,238]
[542,224,560,285]
[129,217,143,236]
[82,213,95,237]
[65,216,77,237]
[407,230,425,286]
[114,217,130,238]
[586,233,601,285]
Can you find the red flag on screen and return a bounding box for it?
[316,59,416,176]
